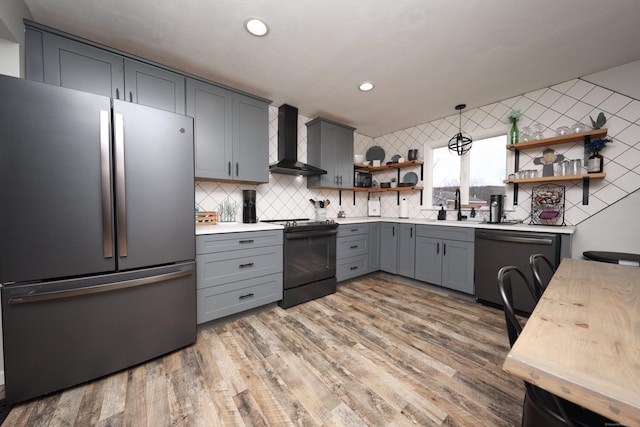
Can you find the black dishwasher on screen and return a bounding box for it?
[475,229,560,314]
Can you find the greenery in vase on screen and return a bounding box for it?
[508,110,522,123]
[585,138,612,155]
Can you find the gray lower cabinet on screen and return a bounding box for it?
[398,223,416,278]
[306,118,355,189]
[415,225,475,294]
[187,78,269,183]
[336,223,370,281]
[368,222,381,272]
[379,223,399,274]
[196,230,283,323]
[26,27,186,114]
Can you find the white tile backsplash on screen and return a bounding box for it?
[196,76,639,226]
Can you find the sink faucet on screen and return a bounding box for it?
[455,188,462,221]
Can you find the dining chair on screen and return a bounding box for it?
[497,266,614,427]
[529,254,556,299]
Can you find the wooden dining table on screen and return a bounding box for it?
[503,258,640,427]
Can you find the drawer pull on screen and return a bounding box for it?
[350,245,359,249]
[350,228,360,232]
[350,266,359,271]
[239,293,254,300]
[239,239,255,244]
[239,262,254,268]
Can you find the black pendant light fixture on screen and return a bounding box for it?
[448,104,472,156]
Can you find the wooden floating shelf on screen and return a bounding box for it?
[506,128,608,151]
[354,160,424,171]
[503,173,605,184]
[353,186,423,193]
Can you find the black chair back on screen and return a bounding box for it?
[497,266,538,346]
[529,254,556,299]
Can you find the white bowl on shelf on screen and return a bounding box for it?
[354,154,364,163]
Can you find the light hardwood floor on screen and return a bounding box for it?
[3,274,524,426]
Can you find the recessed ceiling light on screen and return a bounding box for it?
[358,82,375,92]
[245,18,269,37]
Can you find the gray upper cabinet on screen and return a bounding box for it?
[28,29,186,114]
[187,78,269,183]
[306,118,355,189]
[123,59,186,114]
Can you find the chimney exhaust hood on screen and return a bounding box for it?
[269,104,327,176]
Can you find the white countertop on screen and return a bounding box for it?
[196,222,284,235]
[334,216,576,234]
[195,217,575,235]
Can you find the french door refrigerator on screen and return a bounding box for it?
[0,74,196,404]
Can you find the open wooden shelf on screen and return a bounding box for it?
[503,172,605,184]
[354,186,423,193]
[506,128,608,151]
[354,159,424,171]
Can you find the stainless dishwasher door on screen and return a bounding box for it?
[475,230,560,314]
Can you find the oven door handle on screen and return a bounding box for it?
[285,229,338,239]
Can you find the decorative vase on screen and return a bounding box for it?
[509,120,519,145]
[587,152,604,173]
[391,181,397,188]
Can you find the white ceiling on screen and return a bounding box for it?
[23,0,640,137]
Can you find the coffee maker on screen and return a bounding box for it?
[242,190,257,223]
[489,194,504,223]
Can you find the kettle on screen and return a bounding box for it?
[489,194,504,223]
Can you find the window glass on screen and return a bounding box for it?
[469,135,506,207]
[431,135,506,209]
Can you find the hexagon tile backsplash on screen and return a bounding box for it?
[196,77,639,225]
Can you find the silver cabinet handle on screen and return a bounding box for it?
[114,112,128,257]
[8,269,193,304]
[100,110,113,258]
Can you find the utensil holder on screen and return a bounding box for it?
[315,208,326,221]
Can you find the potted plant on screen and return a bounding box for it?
[585,138,612,173]
[390,177,397,188]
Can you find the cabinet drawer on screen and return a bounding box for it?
[197,273,282,323]
[337,234,369,258]
[337,255,368,282]
[416,225,475,242]
[196,230,283,254]
[196,245,282,289]
[337,223,369,238]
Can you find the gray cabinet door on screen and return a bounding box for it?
[398,224,415,278]
[379,223,398,274]
[335,125,354,188]
[233,93,269,182]
[124,59,186,114]
[42,32,124,99]
[368,222,381,272]
[307,119,354,189]
[113,99,195,270]
[441,240,474,294]
[186,78,233,180]
[415,236,442,285]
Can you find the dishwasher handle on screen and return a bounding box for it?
[476,232,554,245]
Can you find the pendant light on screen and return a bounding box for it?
[448,104,472,156]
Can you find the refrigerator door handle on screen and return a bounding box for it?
[7,269,193,305]
[114,112,128,257]
[100,110,114,258]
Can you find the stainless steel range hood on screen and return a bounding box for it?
[269,104,327,176]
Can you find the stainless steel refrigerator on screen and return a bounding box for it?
[0,74,196,404]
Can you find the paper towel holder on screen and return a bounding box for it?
[399,197,409,219]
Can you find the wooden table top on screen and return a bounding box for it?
[503,258,640,427]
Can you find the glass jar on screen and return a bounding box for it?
[587,153,604,173]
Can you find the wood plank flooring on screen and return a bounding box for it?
[3,274,525,426]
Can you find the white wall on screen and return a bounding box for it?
[0,0,32,77]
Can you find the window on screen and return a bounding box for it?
[431,135,506,209]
